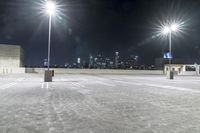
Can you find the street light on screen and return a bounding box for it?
[44,1,57,82]
[162,23,180,79]
[45,1,56,71]
[46,1,56,16]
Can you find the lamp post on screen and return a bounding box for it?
[44,1,56,82]
[46,1,56,70]
[47,13,52,71]
[162,23,179,79]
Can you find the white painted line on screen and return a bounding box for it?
[72,83,86,88]
[146,84,200,93]
[115,80,143,86]
[0,78,25,90]
[41,82,44,88]
[1,82,17,90]
[41,82,49,89]
[98,81,115,87]
[46,82,49,89]
[15,78,24,82]
[60,78,68,82]
[115,80,199,93]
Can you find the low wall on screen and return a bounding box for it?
[0,67,25,74]
[1,67,199,76]
[0,67,164,75]
[179,71,198,76]
[26,68,164,75]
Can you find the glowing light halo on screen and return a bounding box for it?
[45,1,56,16]
[158,20,185,39]
[171,23,178,32]
[36,0,62,17]
[153,18,186,40]
[163,26,170,34]
[35,0,68,25]
[162,23,180,35]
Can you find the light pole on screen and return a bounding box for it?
[169,30,172,65]
[44,1,56,82]
[46,1,56,70]
[47,13,52,71]
[162,23,179,79]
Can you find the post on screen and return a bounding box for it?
[169,31,172,66]
[48,15,52,70]
[167,31,174,79]
[44,14,53,82]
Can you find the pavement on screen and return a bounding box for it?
[0,74,200,133]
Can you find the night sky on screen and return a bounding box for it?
[0,0,200,66]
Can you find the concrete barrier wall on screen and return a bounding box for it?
[1,67,200,75]
[179,71,197,76]
[26,68,164,75]
[0,67,164,75]
[0,67,25,74]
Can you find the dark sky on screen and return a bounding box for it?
[0,0,200,65]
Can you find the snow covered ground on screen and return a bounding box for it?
[0,74,200,133]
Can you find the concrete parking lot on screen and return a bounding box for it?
[0,74,200,133]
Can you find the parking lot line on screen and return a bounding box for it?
[0,78,24,90]
[41,82,49,89]
[146,84,200,93]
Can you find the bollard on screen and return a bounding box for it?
[44,70,52,82]
[52,70,54,77]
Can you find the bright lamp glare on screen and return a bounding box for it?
[162,23,180,35]
[163,26,170,34]
[46,1,56,15]
[171,24,178,31]
[157,20,185,38]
